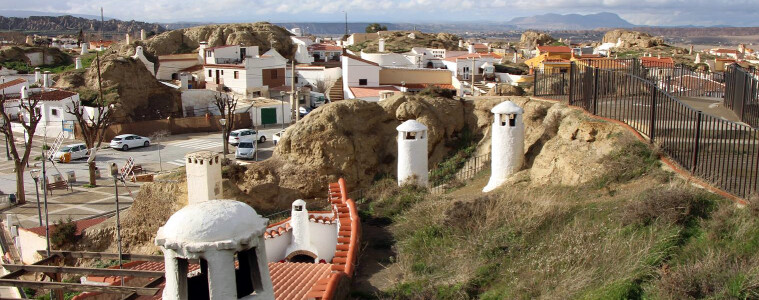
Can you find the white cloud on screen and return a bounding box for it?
[1,0,758,26]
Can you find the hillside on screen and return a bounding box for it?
[507,12,635,30]
[350,97,758,299]
[0,15,165,34]
[347,31,463,53]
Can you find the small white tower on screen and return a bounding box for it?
[20,86,28,99]
[125,33,131,45]
[185,151,223,204]
[198,41,208,63]
[397,120,428,187]
[156,200,274,300]
[140,29,146,40]
[483,101,524,193]
[80,43,88,55]
[42,71,51,88]
[75,57,82,70]
[378,38,386,53]
[458,39,464,48]
[34,67,40,83]
[468,44,476,54]
[694,53,701,64]
[285,199,319,262]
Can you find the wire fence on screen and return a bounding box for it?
[535,60,759,200]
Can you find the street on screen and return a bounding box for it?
[0,127,285,228]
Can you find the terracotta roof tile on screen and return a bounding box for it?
[443,52,502,62]
[640,56,675,67]
[21,217,105,237]
[537,46,572,53]
[0,78,26,90]
[308,44,342,51]
[349,86,399,98]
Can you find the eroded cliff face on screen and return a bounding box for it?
[602,29,665,48]
[82,96,640,253]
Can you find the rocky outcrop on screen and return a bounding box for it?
[53,51,181,121]
[519,31,556,47]
[602,30,665,48]
[0,46,71,67]
[351,31,463,53]
[115,22,296,58]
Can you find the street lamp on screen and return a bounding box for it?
[109,162,124,286]
[29,169,43,227]
[219,118,227,155]
[0,117,9,161]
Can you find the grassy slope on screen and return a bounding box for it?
[354,139,759,299]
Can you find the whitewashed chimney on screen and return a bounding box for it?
[42,71,50,88]
[397,120,428,187]
[20,86,28,99]
[512,52,518,64]
[125,33,131,45]
[458,40,463,48]
[80,43,89,55]
[378,38,386,53]
[140,29,146,40]
[156,199,273,300]
[689,45,694,55]
[285,199,318,262]
[178,72,190,90]
[184,151,223,204]
[198,41,208,63]
[657,53,661,59]
[75,57,82,70]
[34,67,41,83]
[468,44,476,54]
[695,53,701,64]
[483,101,524,192]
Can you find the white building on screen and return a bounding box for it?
[5,88,80,138]
[483,101,524,192]
[0,78,28,96]
[359,52,418,68]
[308,44,342,63]
[203,45,288,98]
[441,53,501,80]
[397,119,429,187]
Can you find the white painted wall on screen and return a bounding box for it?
[264,231,292,262]
[16,229,46,264]
[360,52,416,68]
[249,102,292,126]
[181,89,217,117]
[397,121,429,187]
[185,152,223,204]
[483,102,524,192]
[0,78,28,94]
[24,52,54,67]
[308,222,338,262]
[342,56,381,88]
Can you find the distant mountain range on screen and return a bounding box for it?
[0,10,112,20]
[0,15,166,35]
[506,12,635,30]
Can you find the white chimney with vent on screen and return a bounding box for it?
[34,67,40,83]
[459,40,463,48]
[285,199,319,262]
[198,41,208,63]
[694,53,701,64]
[468,44,475,54]
[80,43,88,55]
[483,101,524,192]
[75,57,82,70]
[397,120,428,187]
[42,71,50,88]
[140,29,146,40]
[378,38,386,53]
[184,151,223,204]
[125,33,131,45]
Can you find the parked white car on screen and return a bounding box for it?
[110,134,151,151]
[53,143,88,162]
[273,130,285,145]
[229,129,267,146]
[235,141,257,160]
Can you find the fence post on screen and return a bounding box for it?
[533,68,538,97]
[568,62,575,104]
[679,67,684,97]
[741,72,749,121]
[650,85,657,143]
[691,111,702,174]
[666,75,672,94]
[592,67,599,115]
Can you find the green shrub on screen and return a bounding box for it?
[50,218,77,249]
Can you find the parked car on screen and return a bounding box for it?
[299,106,312,118]
[229,129,267,145]
[54,143,88,162]
[235,142,256,160]
[110,134,151,151]
[273,130,285,145]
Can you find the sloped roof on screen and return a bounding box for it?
[443,52,502,62]
[0,78,26,90]
[640,56,675,67]
[343,53,381,67]
[537,46,572,53]
[309,44,342,51]
[349,86,399,98]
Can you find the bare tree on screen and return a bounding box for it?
[149,130,170,172]
[313,79,328,94]
[0,87,43,204]
[213,92,239,155]
[66,52,115,186]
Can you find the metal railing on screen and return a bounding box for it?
[725,66,759,128]
[536,60,759,200]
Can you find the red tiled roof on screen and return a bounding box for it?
[640,56,675,67]
[90,41,114,47]
[381,83,455,90]
[205,45,237,51]
[473,43,488,49]
[203,63,245,69]
[537,46,572,53]
[308,44,342,51]
[349,86,399,98]
[343,53,380,67]
[443,52,502,62]
[21,217,105,237]
[0,78,26,90]
[714,49,739,54]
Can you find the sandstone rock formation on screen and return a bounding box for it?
[351,31,463,53]
[602,29,665,48]
[519,31,556,47]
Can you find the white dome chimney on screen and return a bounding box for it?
[483,101,524,192]
[34,67,41,83]
[378,38,386,53]
[80,43,89,55]
[458,40,464,48]
[397,120,428,187]
[75,57,82,70]
[285,199,319,262]
[125,33,131,45]
[140,29,146,40]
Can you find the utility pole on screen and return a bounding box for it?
[291,60,296,122]
[471,57,476,96]
[100,7,104,41]
[344,11,348,36]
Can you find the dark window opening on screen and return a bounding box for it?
[359,79,367,86]
[289,254,314,263]
[405,132,417,140]
[187,258,210,300]
[294,205,303,211]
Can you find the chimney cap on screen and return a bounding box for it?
[491,101,524,115]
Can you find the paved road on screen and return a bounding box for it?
[0,127,286,228]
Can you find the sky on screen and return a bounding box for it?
[2,0,759,26]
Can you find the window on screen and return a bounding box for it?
[208,70,213,77]
[221,70,224,75]
[234,71,239,79]
[206,50,212,57]
[270,69,278,79]
[359,79,368,86]
[51,109,58,116]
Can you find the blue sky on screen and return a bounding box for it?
[2,0,759,26]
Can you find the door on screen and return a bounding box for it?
[261,108,277,125]
[215,70,220,84]
[74,145,86,159]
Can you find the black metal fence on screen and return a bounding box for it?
[725,66,759,128]
[536,60,759,200]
